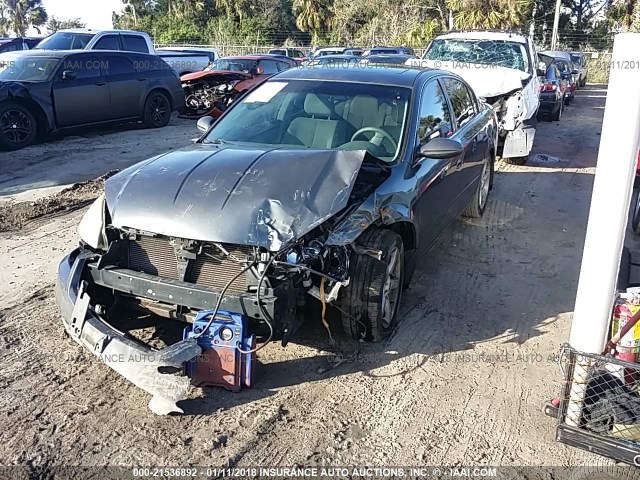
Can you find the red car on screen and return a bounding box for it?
[179,55,295,119]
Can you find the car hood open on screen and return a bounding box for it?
[406,58,530,97]
[104,145,366,251]
[180,70,251,83]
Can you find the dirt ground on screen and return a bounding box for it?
[0,86,628,473]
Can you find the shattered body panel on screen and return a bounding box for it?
[104,146,365,251]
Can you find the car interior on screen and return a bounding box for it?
[206,81,410,162]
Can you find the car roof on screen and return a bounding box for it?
[223,55,288,61]
[540,50,572,60]
[273,65,435,87]
[52,28,144,35]
[435,30,529,43]
[0,49,153,59]
[313,54,359,60]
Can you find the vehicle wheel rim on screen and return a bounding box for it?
[0,109,32,144]
[381,246,401,328]
[478,160,490,210]
[149,96,169,125]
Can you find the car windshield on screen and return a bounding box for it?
[0,56,59,81]
[204,79,410,162]
[209,58,256,72]
[425,39,530,72]
[35,32,94,50]
[570,54,582,65]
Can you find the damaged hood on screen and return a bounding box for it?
[104,145,365,251]
[406,58,530,97]
[180,70,251,83]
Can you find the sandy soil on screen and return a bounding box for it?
[0,86,630,473]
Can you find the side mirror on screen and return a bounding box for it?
[61,70,76,80]
[571,69,579,75]
[416,137,464,161]
[196,115,214,133]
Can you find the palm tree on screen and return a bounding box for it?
[1,0,48,36]
[292,0,332,37]
[447,0,530,28]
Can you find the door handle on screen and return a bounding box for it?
[137,78,148,81]
[94,82,106,86]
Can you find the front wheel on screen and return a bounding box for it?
[142,91,171,128]
[341,229,404,342]
[0,102,37,150]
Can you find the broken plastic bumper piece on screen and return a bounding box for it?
[54,249,202,414]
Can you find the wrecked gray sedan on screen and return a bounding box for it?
[56,66,498,413]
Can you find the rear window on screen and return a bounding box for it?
[122,35,149,53]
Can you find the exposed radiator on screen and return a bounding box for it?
[188,244,253,294]
[128,236,253,294]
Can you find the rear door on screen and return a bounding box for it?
[93,34,121,51]
[121,34,150,54]
[103,54,142,120]
[52,53,111,127]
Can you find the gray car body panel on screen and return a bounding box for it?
[104,145,366,251]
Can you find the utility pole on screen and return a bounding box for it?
[551,0,562,49]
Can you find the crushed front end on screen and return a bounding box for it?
[55,147,390,413]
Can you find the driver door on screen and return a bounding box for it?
[411,78,460,255]
[52,53,111,127]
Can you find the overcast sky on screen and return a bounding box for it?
[40,0,124,30]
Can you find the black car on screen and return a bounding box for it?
[537,62,567,121]
[362,46,415,56]
[55,66,497,411]
[0,50,185,150]
[540,53,577,105]
[359,54,416,66]
[0,37,30,53]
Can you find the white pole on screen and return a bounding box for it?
[551,0,562,50]
[570,32,640,354]
[565,32,640,428]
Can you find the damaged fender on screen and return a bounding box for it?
[0,81,55,131]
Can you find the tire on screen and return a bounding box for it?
[340,229,404,342]
[463,155,492,218]
[551,99,563,121]
[632,192,640,235]
[618,246,631,292]
[0,102,37,150]
[565,95,571,106]
[142,91,171,128]
[504,155,528,166]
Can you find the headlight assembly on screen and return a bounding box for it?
[78,193,108,250]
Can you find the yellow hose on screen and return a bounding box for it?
[320,277,333,342]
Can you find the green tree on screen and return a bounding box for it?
[293,0,332,39]
[1,0,48,35]
[46,16,85,32]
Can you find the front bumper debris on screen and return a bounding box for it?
[55,249,202,414]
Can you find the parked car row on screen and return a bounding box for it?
[537,50,586,121]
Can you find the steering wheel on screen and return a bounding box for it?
[351,127,397,152]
